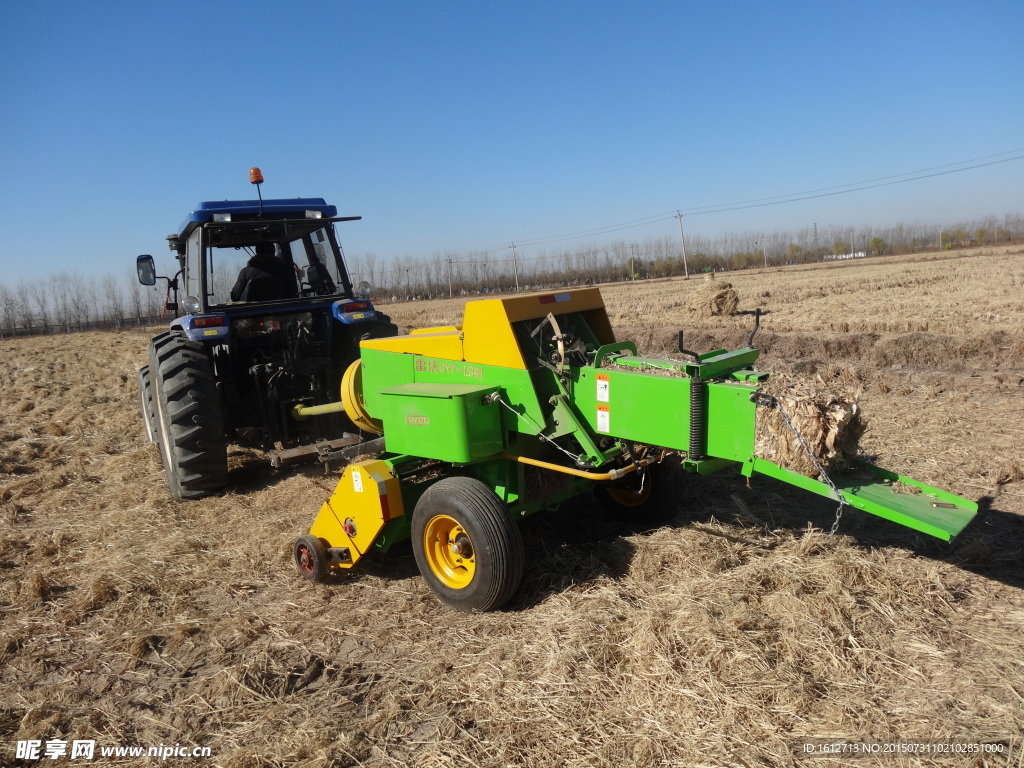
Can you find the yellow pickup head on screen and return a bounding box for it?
[461,288,612,369]
[360,288,614,370]
[309,459,404,569]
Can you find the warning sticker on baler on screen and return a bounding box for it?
[596,404,610,433]
[596,373,609,403]
[352,469,364,493]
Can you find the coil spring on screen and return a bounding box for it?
[688,376,706,461]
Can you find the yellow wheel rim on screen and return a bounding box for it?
[605,479,652,508]
[423,515,476,589]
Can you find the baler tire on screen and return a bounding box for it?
[138,365,157,444]
[294,534,329,582]
[148,332,227,499]
[412,476,524,612]
[594,455,686,528]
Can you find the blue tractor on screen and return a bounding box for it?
[136,169,396,498]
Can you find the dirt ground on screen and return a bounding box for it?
[1,247,1022,767]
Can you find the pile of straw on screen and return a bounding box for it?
[754,379,866,478]
[687,280,739,317]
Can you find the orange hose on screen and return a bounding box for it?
[498,452,637,480]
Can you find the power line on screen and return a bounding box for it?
[448,148,1024,254]
[684,154,1024,217]
[681,147,1024,214]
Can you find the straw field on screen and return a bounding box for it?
[1,246,1022,767]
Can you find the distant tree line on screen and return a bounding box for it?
[349,212,1024,302]
[0,270,165,338]
[1,212,1021,337]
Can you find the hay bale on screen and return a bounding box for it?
[687,280,739,317]
[754,379,866,478]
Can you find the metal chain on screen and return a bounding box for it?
[768,396,848,536]
[495,396,582,463]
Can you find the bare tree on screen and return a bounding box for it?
[67,275,97,330]
[364,253,378,291]
[125,268,144,325]
[0,282,17,337]
[26,280,51,334]
[103,273,125,327]
[144,283,162,322]
[345,253,366,287]
[15,281,35,334]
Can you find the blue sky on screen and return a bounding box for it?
[1,0,1021,283]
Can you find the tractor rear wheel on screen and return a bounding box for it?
[412,476,524,612]
[594,455,686,528]
[137,365,157,444]
[148,332,227,499]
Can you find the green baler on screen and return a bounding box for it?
[293,288,977,611]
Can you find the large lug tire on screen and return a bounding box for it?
[361,312,398,342]
[593,454,686,528]
[137,365,157,444]
[148,332,228,499]
[411,477,524,612]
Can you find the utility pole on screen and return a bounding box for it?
[675,210,690,279]
[509,243,520,293]
[446,257,454,298]
[630,244,636,281]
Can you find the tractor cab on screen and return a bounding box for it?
[142,198,360,309]
[166,198,360,311]
[137,195,381,343]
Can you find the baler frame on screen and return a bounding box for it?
[294,288,978,611]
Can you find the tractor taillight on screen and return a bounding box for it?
[193,316,226,328]
[340,301,369,313]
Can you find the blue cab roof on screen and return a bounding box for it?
[177,198,338,237]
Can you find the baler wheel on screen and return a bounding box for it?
[422,515,477,589]
[594,455,686,528]
[604,481,653,508]
[294,535,329,582]
[412,477,524,612]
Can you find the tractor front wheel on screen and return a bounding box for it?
[594,454,686,528]
[412,476,524,612]
[149,332,227,499]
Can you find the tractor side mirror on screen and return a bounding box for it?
[137,255,157,286]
